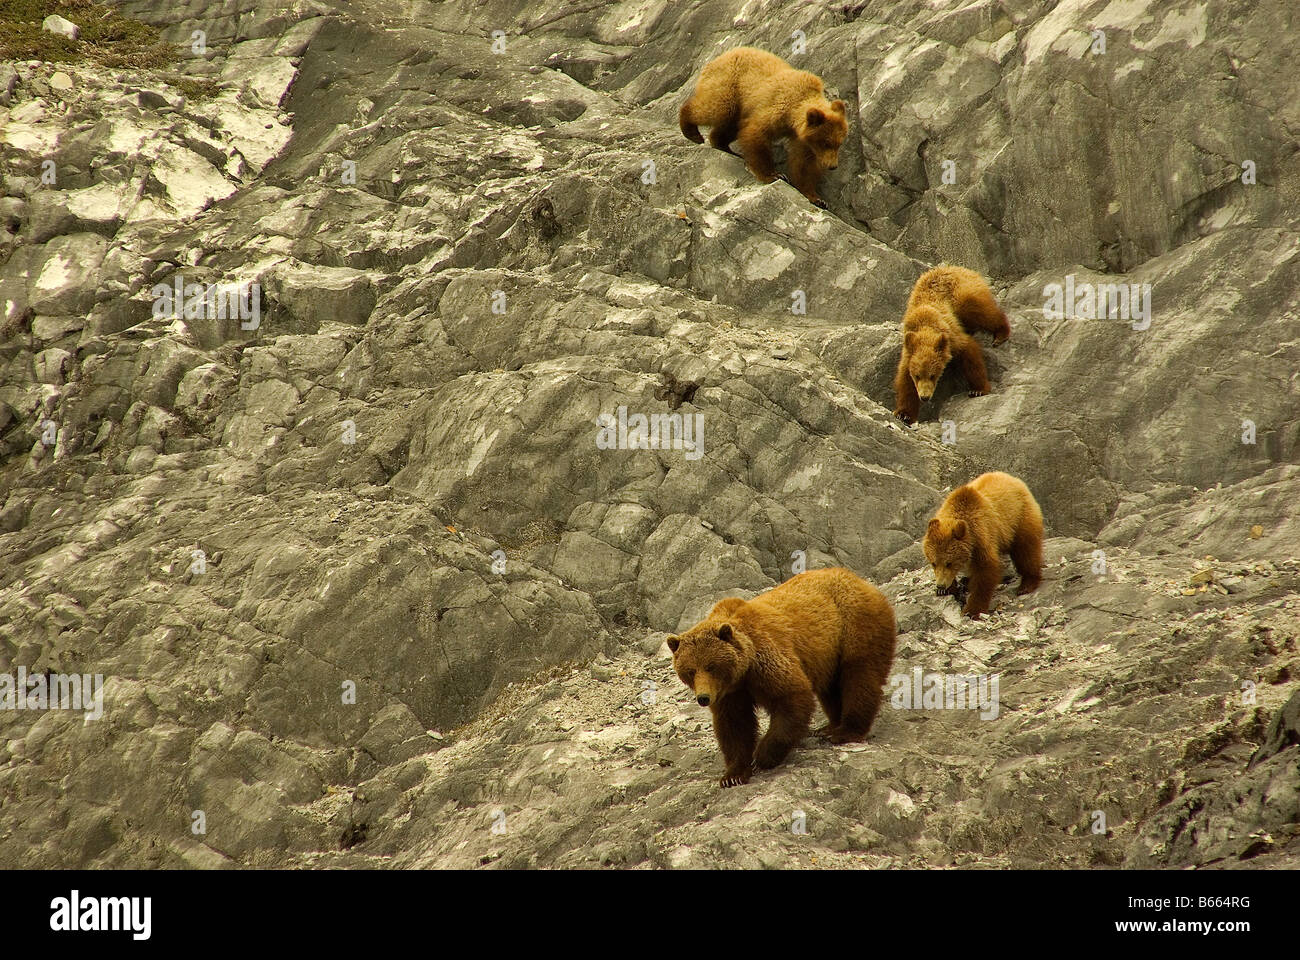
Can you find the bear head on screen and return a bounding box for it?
[797,99,848,172]
[666,613,754,707]
[923,517,972,589]
[903,307,953,400]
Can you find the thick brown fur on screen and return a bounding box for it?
[922,472,1044,620]
[679,47,848,206]
[893,265,1011,424]
[666,568,896,788]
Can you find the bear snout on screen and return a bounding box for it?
[692,671,720,705]
[932,565,959,589]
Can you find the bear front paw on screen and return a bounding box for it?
[894,410,915,425]
[969,388,989,397]
[720,769,752,788]
[774,173,791,185]
[963,608,984,621]
[810,198,828,210]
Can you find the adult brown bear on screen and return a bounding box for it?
[666,568,896,787]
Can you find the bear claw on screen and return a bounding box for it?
[969,388,988,397]
[811,198,828,210]
[895,411,915,425]
[720,770,752,788]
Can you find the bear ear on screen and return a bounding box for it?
[952,520,967,540]
[936,334,948,352]
[904,331,917,351]
[666,635,680,653]
[718,623,737,645]
[831,99,847,114]
[806,106,826,128]
[927,517,941,535]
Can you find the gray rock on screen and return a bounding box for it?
[0,64,17,106]
[42,15,79,41]
[1250,688,1300,768]
[33,348,71,385]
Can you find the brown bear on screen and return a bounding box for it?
[679,47,848,208]
[922,471,1044,620]
[893,265,1011,425]
[666,567,896,788]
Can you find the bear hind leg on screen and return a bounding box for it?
[828,659,884,743]
[813,680,842,737]
[678,97,704,143]
[1010,523,1043,596]
[956,287,1011,344]
[707,113,740,155]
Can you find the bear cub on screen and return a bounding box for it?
[894,265,1011,424]
[923,471,1044,620]
[667,568,896,787]
[679,47,848,208]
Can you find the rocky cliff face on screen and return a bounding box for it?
[1,0,1297,868]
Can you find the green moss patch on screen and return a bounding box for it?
[0,0,175,68]
[168,75,219,101]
